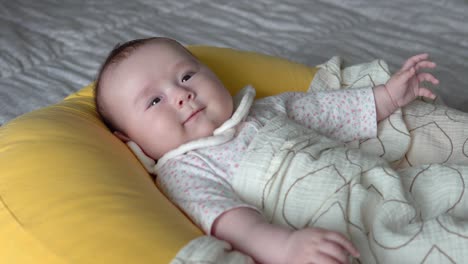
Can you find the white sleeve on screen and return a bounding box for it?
[156,156,258,235]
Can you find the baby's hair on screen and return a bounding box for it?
[94,37,190,132]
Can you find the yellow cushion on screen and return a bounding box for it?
[0,45,317,263]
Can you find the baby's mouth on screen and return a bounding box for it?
[183,108,205,125]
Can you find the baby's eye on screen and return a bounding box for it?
[181,73,192,83]
[150,96,162,107]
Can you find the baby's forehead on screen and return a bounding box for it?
[101,39,199,94]
[121,40,195,69]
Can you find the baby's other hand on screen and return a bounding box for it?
[283,227,359,264]
[384,53,439,108]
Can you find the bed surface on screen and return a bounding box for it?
[1,0,467,125]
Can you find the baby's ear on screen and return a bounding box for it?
[113,131,131,142]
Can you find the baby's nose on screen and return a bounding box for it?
[177,90,194,107]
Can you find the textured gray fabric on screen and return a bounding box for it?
[1,0,467,125]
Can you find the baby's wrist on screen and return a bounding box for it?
[373,85,398,120]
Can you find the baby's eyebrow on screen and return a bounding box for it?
[134,82,153,107]
[172,58,198,73]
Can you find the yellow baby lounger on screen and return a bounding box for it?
[0,46,317,264]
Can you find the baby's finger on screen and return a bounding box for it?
[417,87,436,99]
[319,241,349,263]
[417,72,439,85]
[401,53,429,72]
[314,252,342,264]
[414,60,436,72]
[325,232,360,257]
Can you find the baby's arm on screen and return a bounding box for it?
[212,207,360,264]
[373,53,439,120]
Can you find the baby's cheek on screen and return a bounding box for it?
[195,119,217,138]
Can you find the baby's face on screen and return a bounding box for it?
[101,40,233,159]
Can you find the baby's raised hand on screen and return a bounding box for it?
[283,227,359,264]
[383,53,439,108]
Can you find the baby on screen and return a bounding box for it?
[95,37,438,264]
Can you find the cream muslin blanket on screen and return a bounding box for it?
[171,58,468,264]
